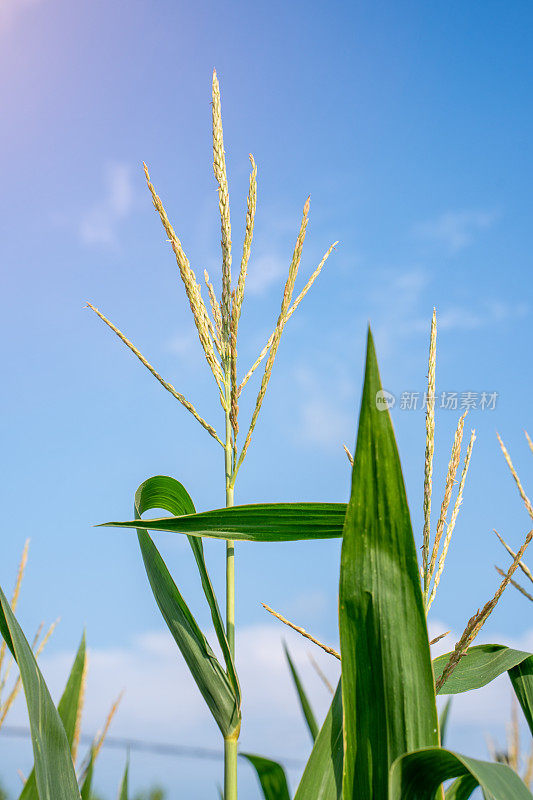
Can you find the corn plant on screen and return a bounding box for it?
[88,69,337,799]
[2,69,531,800]
[89,71,533,798]
[0,548,124,799]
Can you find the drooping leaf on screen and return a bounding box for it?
[339,329,439,799]
[0,586,81,800]
[439,698,452,747]
[444,775,479,800]
[434,644,532,695]
[134,476,240,704]
[284,642,318,742]
[102,502,346,542]
[509,654,533,736]
[18,632,87,800]
[294,681,343,800]
[135,528,239,737]
[118,759,129,800]
[241,754,291,800]
[390,747,533,799]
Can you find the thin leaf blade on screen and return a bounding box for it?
[102,502,346,542]
[241,754,291,800]
[284,643,319,742]
[118,759,129,800]
[509,654,533,736]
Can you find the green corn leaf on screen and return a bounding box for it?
[339,329,439,799]
[444,775,481,799]
[439,698,452,747]
[118,759,129,800]
[284,642,318,742]
[0,585,81,800]
[240,754,291,800]
[509,654,533,735]
[134,476,240,706]
[101,502,346,541]
[390,747,533,799]
[18,632,87,800]
[434,645,532,694]
[136,529,240,737]
[294,681,343,800]
[79,749,95,800]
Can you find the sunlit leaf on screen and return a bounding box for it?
[0,586,81,800]
[339,329,439,799]
[102,503,346,542]
[434,645,532,694]
[18,632,87,800]
[390,747,532,799]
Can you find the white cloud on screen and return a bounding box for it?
[80,163,134,247]
[294,366,354,450]
[0,0,42,32]
[246,255,287,296]
[298,397,352,449]
[437,301,528,331]
[165,331,197,358]
[6,619,533,787]
[7,624,337,761]
[367,268,528,348]
[413,210,498,253]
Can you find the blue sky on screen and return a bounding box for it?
[0,0,532,797]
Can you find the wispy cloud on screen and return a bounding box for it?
[413,210,499,253]
[246,254,287,296]
[294,366,354,450]
[79,163,134,247]
[367,267,528,349]
[437,301,528,331]
[165,331,197,358]
[17,624,338,762]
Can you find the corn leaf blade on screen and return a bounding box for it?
[79,750,94,800]
[102,503,346,542]
[240,754,291,800]
[293,681,343,800]
[444,775,480,799]
[118,759,129,800]
[439,698,452,748]
[18,632,87,800]
[284,643,318,742]
[390,747,533,799]
[434,645,532,694]
[134,476,240,705]
[509,654,533,735]
[136,529,240,737]
[0,586,81,800]
[339,329,439,799]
